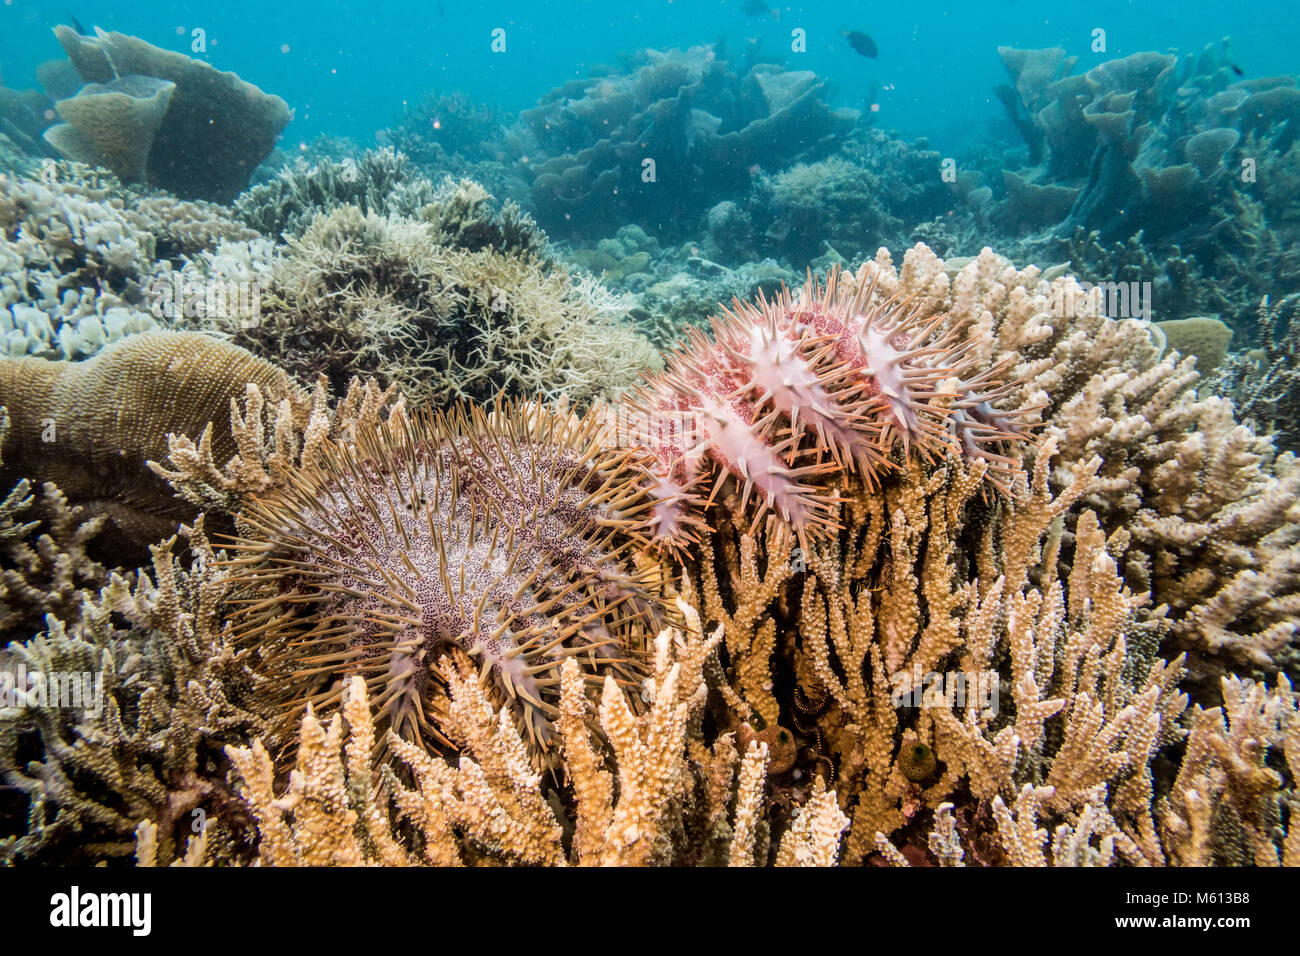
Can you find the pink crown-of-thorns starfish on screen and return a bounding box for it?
[618,265,1039,551]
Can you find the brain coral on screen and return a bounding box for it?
[0,330,292,547]
[621,268,1038,551]
[223,399,666,765]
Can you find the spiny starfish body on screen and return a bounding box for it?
[621,267,1037,550]
[222,399,664,766]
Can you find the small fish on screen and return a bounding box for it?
[67,13,89,35]
[741,0,767,15]
[1230,62,1244,76]
[842,29,878,58]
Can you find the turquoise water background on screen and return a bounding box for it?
[3,0,1298,153]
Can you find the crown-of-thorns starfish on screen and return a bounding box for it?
[219,398,667,767]
[619,265,1038,552]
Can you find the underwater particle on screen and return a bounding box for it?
[621,266,1036,553]
[223,398,667,767]
[899,740,937,782]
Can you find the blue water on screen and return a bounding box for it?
[3,0,1298,153]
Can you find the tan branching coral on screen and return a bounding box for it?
[850,244,1300,687]
[149,374,399,516]
[0,520,269,865]
[218,602,851,866]
[675,425,1294,866]
[1,478,110,637]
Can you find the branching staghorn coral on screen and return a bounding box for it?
[679,431,1296,867]
[212,184,658,407]
[0,520,270,865]
[0,474,110,639]
[150,374,401,517]
[1207,292,1300,455]
[850,243,1300,688]
[874,674,1298,867]
[5,239,1299,867]
[215,602,848,866]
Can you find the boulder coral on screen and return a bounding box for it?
[0,330,293,547]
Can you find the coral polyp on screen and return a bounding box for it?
[622,267,1038,550]
[221,399,665,765]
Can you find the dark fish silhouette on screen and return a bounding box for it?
[1231,62,1244,76]
[843,29,878,58]
[67,13,89,35]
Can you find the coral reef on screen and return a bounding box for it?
[1,404,112,638]
[1156,315,1234,373]
[509,45,856,238]
[0,68,59,160]
[0,159,1296,877]
[626,256,796,348]
[746,129,954,268]
[1,473,111,641]
[1,172,162,359]
[44,75,175,184]
[217,184,657,406]
[45,26,291,201]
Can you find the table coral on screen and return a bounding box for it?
[47,25,290,202]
